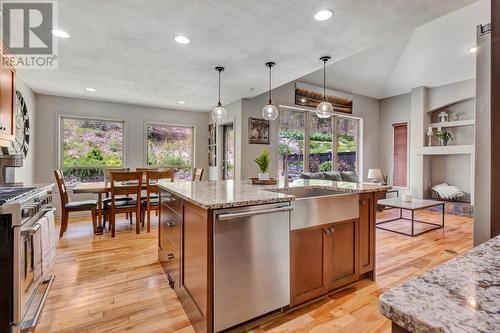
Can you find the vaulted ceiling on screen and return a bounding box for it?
[300,0,489,99]
[16,0,478,111]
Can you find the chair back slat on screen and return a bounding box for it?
[53,169,69,206]
[111,171,143,197]
[104,167,130,182]
[192,168,204,181]
[145,169,175,197]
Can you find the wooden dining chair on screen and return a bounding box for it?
[192,168,204,181]
[54,169,98,237]
[103,167,132,225]
[141,169,175,232]
[109,171,143,237]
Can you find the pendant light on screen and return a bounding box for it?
[212,66,227,123]
[261,62,279,121]
[316,56,334,118]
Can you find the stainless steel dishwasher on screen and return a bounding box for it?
[213,202,292,332]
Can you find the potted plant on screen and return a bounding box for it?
[435,129,453,146]
[254,149,270,180]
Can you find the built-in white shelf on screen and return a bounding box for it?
[428,119,475,128]
[416,145,475,156]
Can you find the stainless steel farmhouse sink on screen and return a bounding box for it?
[264,187,359,230]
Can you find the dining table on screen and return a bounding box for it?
[72,181,149,235]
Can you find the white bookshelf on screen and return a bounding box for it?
[428,119,475,128]
[416,145,475,156]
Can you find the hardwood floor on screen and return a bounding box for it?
[36,209,473,333]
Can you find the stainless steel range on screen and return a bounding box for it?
[0,184,55,333]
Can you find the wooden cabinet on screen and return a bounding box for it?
[327,219,359,289]
[159,191,181,289]
[290,226,329,306]
[291,219,359,306]
[0,43,15,145]
[359,193,375,275]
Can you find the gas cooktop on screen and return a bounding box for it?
[0,187,36,205]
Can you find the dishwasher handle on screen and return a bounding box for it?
[215,206,293,221]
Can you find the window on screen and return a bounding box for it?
[392,122,408,188]
[278,109,305,180]
[146,123,194,180]
[61,117,124,184]
[309,114,333,172]
[278,107,361,181]
[336,117,359,172]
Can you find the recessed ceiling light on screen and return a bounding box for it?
[85,87,96,92]
[51,29,70,38]
[314,9,333,21]
[174,35,190,44]
[177,100,185,104]
[468,46,478,53]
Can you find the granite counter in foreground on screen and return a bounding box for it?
[157,179,389,209]
[380,235,500,333]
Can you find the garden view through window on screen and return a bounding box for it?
[62,117,124,184]
[278,108,360,181]
[147,124,194,180]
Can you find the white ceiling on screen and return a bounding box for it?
[300,0,490,99]
[16,0,478,111]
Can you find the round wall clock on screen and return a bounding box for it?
[11,90,30,157]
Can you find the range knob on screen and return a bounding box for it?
[21,208,30,218]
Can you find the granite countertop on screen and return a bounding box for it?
[380,235,500,333]
[158,179,389,209]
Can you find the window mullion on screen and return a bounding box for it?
[304,111,310,172]
[332,115,338,171]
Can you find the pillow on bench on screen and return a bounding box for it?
[299,172,325,179]
[340,171,359,183]
[323,171,342,181]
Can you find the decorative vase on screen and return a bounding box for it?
[258,172,269,180]
[443,140,448,146]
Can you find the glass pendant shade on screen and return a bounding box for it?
[262,103,278,121]
[212,105,227,123]
[316,101,334,118]
[262,61,278,121]
[212,66,227,123]
[315,56,334,119]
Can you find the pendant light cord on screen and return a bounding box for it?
[268,65,272,104]
[218,70,222,107]
[323,59,326,100]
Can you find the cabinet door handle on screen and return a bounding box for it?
[167,221,176,228]
[167,252,175,260]
[324,228,331,235]
[329,227,335,233]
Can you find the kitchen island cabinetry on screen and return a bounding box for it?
[158,180,387,333]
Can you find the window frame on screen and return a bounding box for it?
[277,104,362,177]
[58,115,127,172]
[143,121,196,173]
[390,120,410,189]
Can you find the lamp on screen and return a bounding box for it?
[211,66,227,123]
[261,62,278,121]
[316,56,334,118]
[367,169,382,183]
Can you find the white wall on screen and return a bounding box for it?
[378,93,411,186]
[15,78,36,185]
[379,79,476,199]
[34,94,210,216]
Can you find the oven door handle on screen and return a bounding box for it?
[21,222,41,236]
[41,207,56,214]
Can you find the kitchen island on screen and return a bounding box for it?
[380,235,500,333]
[158,179,388,333]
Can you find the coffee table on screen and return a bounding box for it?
[376,198,445,237]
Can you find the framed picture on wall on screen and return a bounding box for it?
[295,82,353,114]
[208,145,216,166]
[208,123,216,146]
[248,117,270,144]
